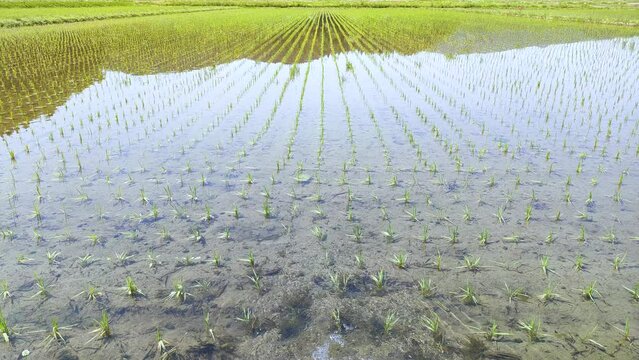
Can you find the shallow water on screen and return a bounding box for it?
[1,10,639,360]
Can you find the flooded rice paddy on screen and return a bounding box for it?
[1,8,639,360]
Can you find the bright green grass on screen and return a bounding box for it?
[0,5,223,27]
[468,7,639,26]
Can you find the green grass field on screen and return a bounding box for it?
[0,0,637,27]
[0,4,227,27]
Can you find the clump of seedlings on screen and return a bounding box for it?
[612,253,626,271]
[204,311,216,340]
[580,281,601,302]
[311,226,326,241]
[383,312,399,335]
[480,321,511,342]
[418,278,435,298]
[73,285,102,302]
[519,318,543,342]
[538,284,561,303]
[458,282,478,305]
[87,311,111,343]
[328,272,351,292]
[167,279,192,303]
[1,280,12,302]
[0,310,12,343]
[239,250,256,268]
[122,276,144,297]
[623,283,639,301]
[155,328,175,358]
[391,252,408,269]
[31,273,50,299]
[236,307,256,331]
[504,283,529,303]
[43,318,72,346]
[423,312,443,342]
[371,269,386,291]
[248,269,263,292]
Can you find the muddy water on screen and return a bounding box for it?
[1,14,638,360]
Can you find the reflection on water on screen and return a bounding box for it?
[1,11,639,359]
[2,9,638,135]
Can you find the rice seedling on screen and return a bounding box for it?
[87,234,102,246]
[43,318,72,346]
[73,285,102,302]
[404,206,418,222]
[389,175,398,187]
[17,254,33,265]
[177,255,200,267]
[481,321,511,342]
[371,269,385,291]
[328,272,351,292]
[211,251,222,268]
[623,283,639,301]
[391,252,408,269]
[87,311,111,343]
[155,328,175,358]
[239,250,256,268]
[0,281,11,302]
[435,251,443,271]
[0,309,12,343]
[540,255,553,276]
[46,250,61,265]
[203,311,216,340]
[111,251,134,266]
[461,256,480,272]
[612,253,626,271]
[545,230,554,244]
[538,284,561,303]
[236,307,255,330]
[445,226,459,244]
[31,273,49,299]
[458,282,478,305]
[73,253,93,267]
[601,228,616,243]
[380,206,389,221]
[191,228,204,243]
[580,281,601,302]
[462,205,472,222]
[504,283,529,303]
[524,204,532,224]
[493,206,505,224]
[248,269,263,292]
[348,224,363,242]
[311,225,326,241]
[260,199,272,218]
[477,228,490,246]
[331,308,341,331]
[423,312,443,342]
[198,204,214,223]
[354,252,365,269]
[577,225,586,243]
[383,312,399,335]
[574,254,584,271]
[122,276,144,297]
[417,278,435,298]
[419,225,430,243]
[31,202,42,223]
[167,279,192,303]
[519,318,543,342]
[146,251,161,268]
[218,227,231,241]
